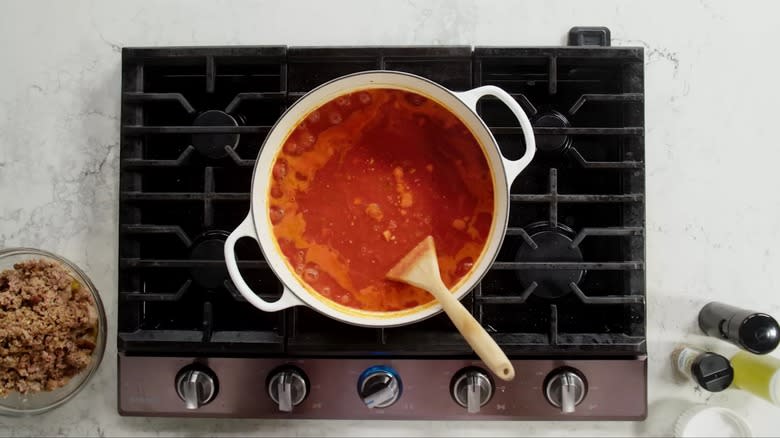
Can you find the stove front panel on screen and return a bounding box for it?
[119,354,646,420]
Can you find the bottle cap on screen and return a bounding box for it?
[738,313,780,354]
[691,353,733,392]
[674,405,752,437]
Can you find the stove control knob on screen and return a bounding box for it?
[451,368,494,413]
[357,366,402,409]
[267,367,309,413]
[545,369,586,414]
[175,367,218,410]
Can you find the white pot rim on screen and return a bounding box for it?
[225,70,536,327]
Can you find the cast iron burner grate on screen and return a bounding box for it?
[513,221,584,300]
[191,110,243,159]
[119,35,645,357]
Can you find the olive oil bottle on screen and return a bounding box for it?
[731,350,780,405]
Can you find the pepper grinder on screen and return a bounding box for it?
[698,302,779,354]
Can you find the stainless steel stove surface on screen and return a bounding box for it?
[118,27,646,420]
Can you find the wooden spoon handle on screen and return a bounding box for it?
[428,279,516,381]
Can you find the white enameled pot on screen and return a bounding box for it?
[225,71,535,327]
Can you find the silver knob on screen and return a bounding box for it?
[545,370,586,414]
[267,368,308,412]
[358,368,402,409]
[175,369,217,410]
[451,369,494,413]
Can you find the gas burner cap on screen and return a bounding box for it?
[533,110,572,153]
[514,222,584,299]
[189,230,229,289]
[191,110,240,159]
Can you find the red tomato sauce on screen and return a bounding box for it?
[269,88,494,311]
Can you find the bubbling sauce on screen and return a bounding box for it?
[269,88,494,311]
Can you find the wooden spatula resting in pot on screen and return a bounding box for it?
[387,236,515,381]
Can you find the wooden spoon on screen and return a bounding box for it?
[387,236,515,381]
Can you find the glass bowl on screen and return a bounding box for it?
[0,248,107,416]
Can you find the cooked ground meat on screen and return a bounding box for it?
[0,259,98,396]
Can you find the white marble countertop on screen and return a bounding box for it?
[2,0,780,436]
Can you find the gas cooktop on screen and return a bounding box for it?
[118,27,646,420]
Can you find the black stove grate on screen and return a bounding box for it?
[119,47,289,354]
[119,36,645,357]
[472,46,645,354]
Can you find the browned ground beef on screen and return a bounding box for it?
[0,259,98,396]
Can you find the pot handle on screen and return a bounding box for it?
[455,86,536,189]
[224,214,305,312]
